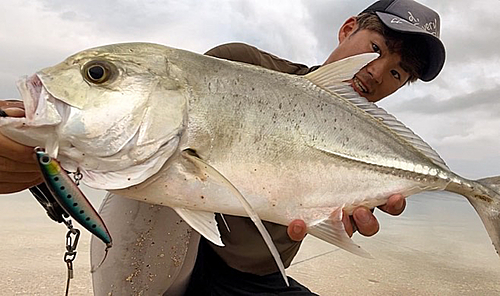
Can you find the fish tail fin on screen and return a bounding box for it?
[454,176,500,256]
[308,207,372,258]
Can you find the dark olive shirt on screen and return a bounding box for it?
[204,42,319,275]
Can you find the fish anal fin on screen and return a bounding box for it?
[308,207,372,259]
[173,208,224,247]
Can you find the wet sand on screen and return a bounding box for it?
[1,190,500,295]
[288,193,500,295]
[0,192,93,295]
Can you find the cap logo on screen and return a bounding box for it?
[391,17,403,24]
[407,11,420,24]
[406,11,438,36]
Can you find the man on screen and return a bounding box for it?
[0,0,444,295]
[181,1,444,295]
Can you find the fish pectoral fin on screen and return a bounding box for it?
[308,207,372,259]
[181,150,289,286]
[173,208,224,247]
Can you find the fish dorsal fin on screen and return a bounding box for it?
[173,208,224,246]
[342,91,449,170]
[305,53,379,86]
[304,54,449,171]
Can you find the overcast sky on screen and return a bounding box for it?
[1,0,499,179]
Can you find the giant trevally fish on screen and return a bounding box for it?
[1,43,500,281]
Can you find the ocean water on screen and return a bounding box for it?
[1,189,500,295]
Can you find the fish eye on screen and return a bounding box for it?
[82,61,115,84]
[88,65,105,80]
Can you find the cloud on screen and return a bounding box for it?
[28,0,321,61]
[433,0,500,63]
[388,84,500,116]
[300,0,366,62]
[1,0,499,178]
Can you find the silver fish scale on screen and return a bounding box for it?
[174,51,453,218]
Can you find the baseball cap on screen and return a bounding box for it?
[361,0,445,81]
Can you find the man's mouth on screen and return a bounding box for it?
[352,76,368,94]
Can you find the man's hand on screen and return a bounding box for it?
[287,194,406,241]
[0,101,43,194]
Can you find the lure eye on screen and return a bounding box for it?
[40,155,51,164]
[82,61,115,84]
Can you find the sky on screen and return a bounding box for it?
[1,0,500,180]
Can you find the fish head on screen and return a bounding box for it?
[1,43,188,189]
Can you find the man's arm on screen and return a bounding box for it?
[0,101,43,194]
[205,42,311,74]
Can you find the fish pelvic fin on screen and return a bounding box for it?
[173,208,224,246]
[181,150,289,286]
[449,176,500,256]
[308,207,372,259]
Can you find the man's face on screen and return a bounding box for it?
[325,18,411,102]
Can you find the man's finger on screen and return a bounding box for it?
[0,157,40,173]
[1,107,25,117]
[0,100,25,117]
[0,171,42,184]
[0,100,24,108]
[378,194,406,216]
[0,178,43,194]
[342,210,355,237]
[287,219,307,242]
[0,133,35,164]
[352,206,379,237]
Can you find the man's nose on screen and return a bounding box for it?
[365,59,386,84]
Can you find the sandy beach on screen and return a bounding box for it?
[1,0,500,295]
[287,193,500,295]
[1,190,500,295]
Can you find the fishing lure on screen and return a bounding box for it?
[34,147,112,250]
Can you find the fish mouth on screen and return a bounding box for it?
[16,74,68,127]
[13,74,75,158]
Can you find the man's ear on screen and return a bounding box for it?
[338,17,358,43]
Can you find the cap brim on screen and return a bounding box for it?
[376,11,445,81]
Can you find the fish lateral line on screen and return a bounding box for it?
[313,145,450,183]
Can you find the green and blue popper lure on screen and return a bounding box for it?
[34,147,112,251]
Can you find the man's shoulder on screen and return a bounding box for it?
[205,42,311,75]
[204,43,261,65]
